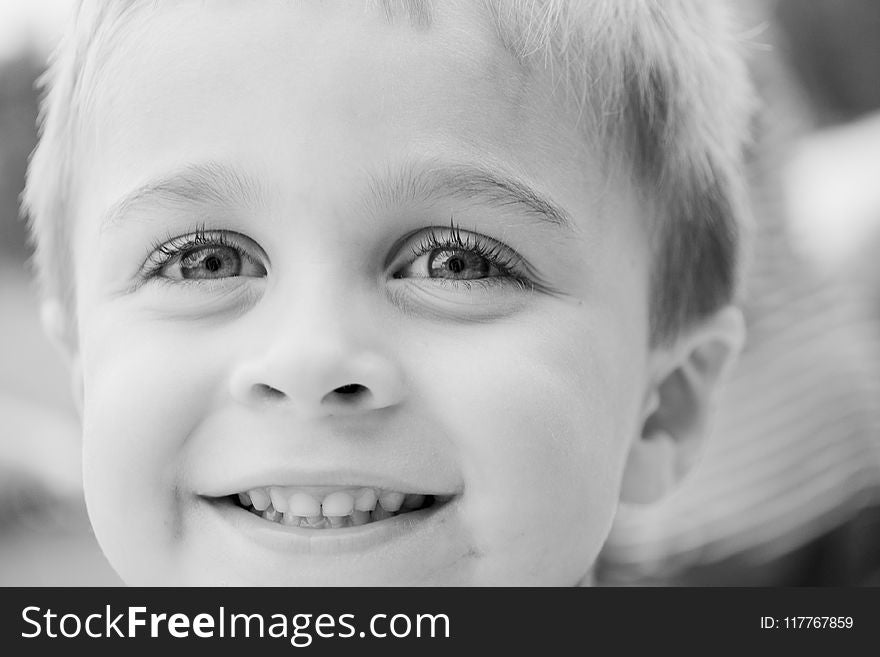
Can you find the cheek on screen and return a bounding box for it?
[78,315,227,577]
[417,309,646,583]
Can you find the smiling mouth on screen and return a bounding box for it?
[229,485,454,530]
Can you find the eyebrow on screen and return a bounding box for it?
[100,162,265,232]
[101,159,575,233]
[366,160,575,231]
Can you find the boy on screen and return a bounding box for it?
[22,0,754,585]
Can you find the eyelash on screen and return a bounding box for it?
[140,222,537,292]
[403,222,535,291]
[141,224,262,281]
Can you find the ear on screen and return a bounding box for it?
[40,298,83,419]
[620,305,745,504]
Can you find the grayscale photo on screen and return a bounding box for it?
[1,0,879,590]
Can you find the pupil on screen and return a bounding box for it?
[205,255,222,272]
[447,256,465,273]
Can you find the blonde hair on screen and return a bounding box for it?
[22,0,755,343]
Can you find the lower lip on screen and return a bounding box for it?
[201,496,458,556]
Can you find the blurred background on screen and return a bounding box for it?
[1,1,879,586]
[1,0,122,585]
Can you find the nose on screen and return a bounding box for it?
[228,294,406,418]
[230,348,405,418]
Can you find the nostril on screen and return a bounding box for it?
[334,383,367,395]
[321,384,376,412]
[254,383,285,400]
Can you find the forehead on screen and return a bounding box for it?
[76,0,623,247]
[90,2,527,134]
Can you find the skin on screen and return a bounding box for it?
[66,0,662,585]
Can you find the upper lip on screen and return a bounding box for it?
[196,468,462,498]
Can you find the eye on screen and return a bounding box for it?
[170,244,249,280]
[421,247,498,280]
[144,228,267,282]
[392,224,531,289]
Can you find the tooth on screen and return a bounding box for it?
[269,487,290,513]
[322,491,354,517]
[378,491,405,512]
[288,493,321,517]
[249,488,270,511]
[372,505,393,521]
[281,512,299,526]
[402,494,425,510]
[262,508,279,522]
[354,488,378,512]
[351,510,370,526]
[238,492,252,507]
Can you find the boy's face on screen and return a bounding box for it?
[70,1,654,585]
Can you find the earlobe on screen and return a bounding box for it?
[40,298,75,357]
[619,430,679,503]
[40,298,84,419]
[620,305,745,504]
